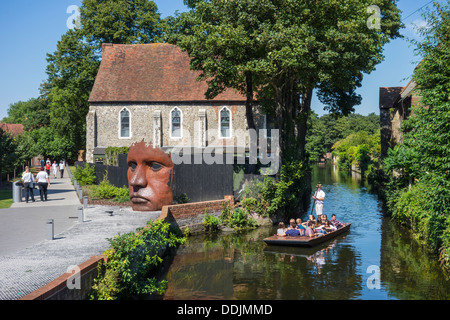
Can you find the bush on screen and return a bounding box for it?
[90,179,130,203]
[73,164,96,186]
[202,211,220,232]
[90,220,185,300]
[228,208,258,230]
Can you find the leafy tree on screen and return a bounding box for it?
[0,129,18,183]
[169,0,402,163]
[383,1,450,270]
[2,98,50,131]
[43,0,165,161]
[80,0,164,46]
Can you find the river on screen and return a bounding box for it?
[161,163,450,300]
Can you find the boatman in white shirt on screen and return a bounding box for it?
[312,183,326,216]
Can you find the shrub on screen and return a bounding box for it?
[73,164,96,186]
[90,220,185,300]
[202,211,220,232]
[228,208,258,230]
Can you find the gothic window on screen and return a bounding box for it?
[171,107,182,138]
[219,107,231,138]
[120,108,130,138]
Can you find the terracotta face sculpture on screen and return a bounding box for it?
[127,140,174,211]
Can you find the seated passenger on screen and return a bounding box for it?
[279,221,301,237]
[305,221,316,237]
[315,216,327,234]
[277,222,287,235]
[324,220,337,232]
[330,214,345,228]
[302,214,316,228]
[296,218,306,231]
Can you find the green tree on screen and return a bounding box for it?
[0,129,18,184]
[383,1,450,270]
[44,0,165,161]
[2,98,50,131]
[169,0,402,163]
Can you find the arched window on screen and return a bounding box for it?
[219,107,231,138]
[171,107,182,138]
[120,108,130,138]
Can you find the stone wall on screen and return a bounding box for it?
[86,102,268,163]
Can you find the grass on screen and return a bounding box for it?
[0,189,13,209]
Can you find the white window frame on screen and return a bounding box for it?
[119,107,131,139]
[170,107,183,139]
[218,106,232,139]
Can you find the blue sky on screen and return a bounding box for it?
[0,0,439,120]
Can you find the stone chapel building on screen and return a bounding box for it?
[86,43,269,163]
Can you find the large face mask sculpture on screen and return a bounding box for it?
[127,140,174,211]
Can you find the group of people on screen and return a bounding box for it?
[21,159,66,203]
[276,214,345,238]
[40,159,65,179]
[276,183,346,237]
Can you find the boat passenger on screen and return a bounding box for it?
[303,214,316,228]
[279,222,301,237]
[305,221,316,237]
[315,216,327,234]
[295,219,306,235]
[296,218,306,231]
[324,219,337,232]
[330,214,345,228]
[277,222,287,235]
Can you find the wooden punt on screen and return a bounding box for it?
[263,223,351,247]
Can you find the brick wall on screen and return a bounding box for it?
[20,255,104,300]
[158,196,234,234]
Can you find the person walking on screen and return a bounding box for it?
[59,160,65,178]
[45,161,51,176]
[22,166,35,203]
[312,183,326,216]
[52,161,58,179]
[36,167,50,201]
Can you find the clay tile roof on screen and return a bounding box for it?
[89,43,245,103]
[379,87,405,109]
[0,123,24,136]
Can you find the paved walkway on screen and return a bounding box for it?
[0,172,160,300]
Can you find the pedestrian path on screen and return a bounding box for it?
[11,175,80,208]
[0,206,160,300]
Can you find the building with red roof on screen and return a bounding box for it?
[86,43,269,163]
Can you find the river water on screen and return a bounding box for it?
[161,164,450,300]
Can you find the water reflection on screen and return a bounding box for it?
[161,164,450,300]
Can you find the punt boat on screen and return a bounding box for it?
[263,223,351,247]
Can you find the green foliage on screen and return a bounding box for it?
[73,164,96,186]
[382,1,450,271]
[174,193,189,204]
[2,98,50,131]
[241,197,261,214]
[90,220,186,300]
[306,111,380,162]
[105,147,129,166]
[169,0,401,161]
[332,131,380,173]
[202,211,220,232]
[239,160,309,218]
[80,0,164,46]
[0,129,18,182]
[227,208,258,230]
